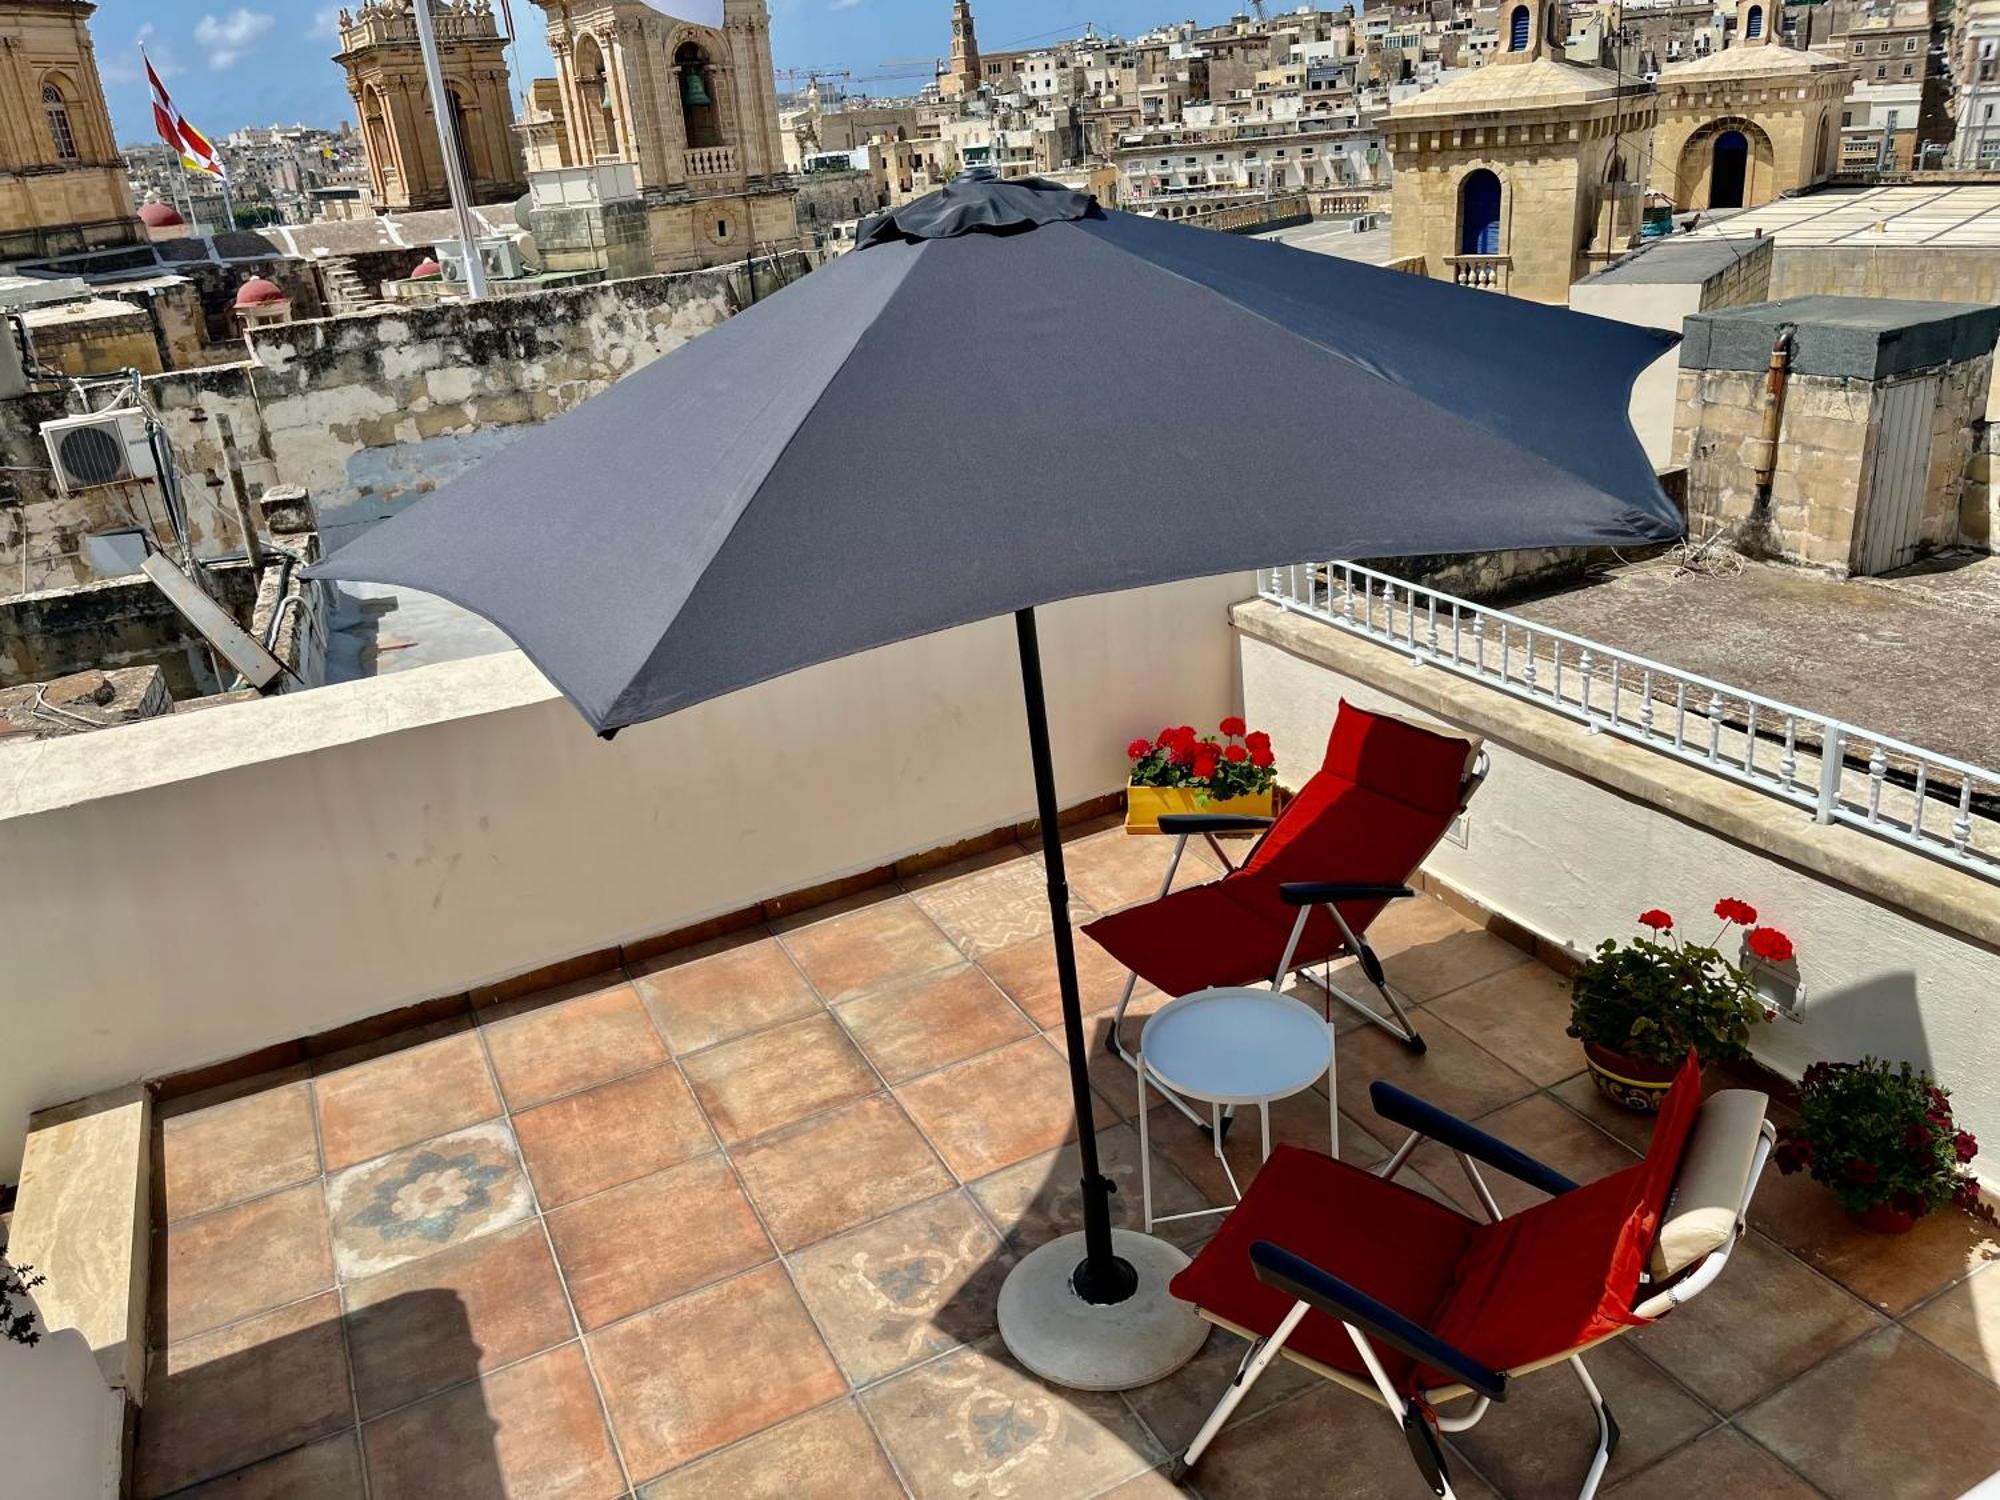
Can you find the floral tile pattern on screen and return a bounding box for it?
[325,1120,533,1281]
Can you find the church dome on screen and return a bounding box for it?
[411,258,442,279]
[234,276,288,309]
[138,201,185,228]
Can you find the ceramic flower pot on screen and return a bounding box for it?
[1582,1041,1687,1113]
[1849,1202,1920,1235]
[1125,784,1274,835]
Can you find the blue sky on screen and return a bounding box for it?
[99,1,1241,145]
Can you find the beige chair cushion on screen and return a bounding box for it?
[1650,1089,1768,1280]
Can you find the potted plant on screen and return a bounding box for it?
[1566,898,1784,1111]
[1125,717,1278,834]
[1775,1058,1994,1234]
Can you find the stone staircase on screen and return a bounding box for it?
[319,255,377,316]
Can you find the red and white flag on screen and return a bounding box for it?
[147,53,225,179]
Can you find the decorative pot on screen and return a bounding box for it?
[1582,1042,1685,1113]
[1124,784,1274,835]
[1849,1203,1920,1235]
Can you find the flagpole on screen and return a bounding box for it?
[411,0,488,300]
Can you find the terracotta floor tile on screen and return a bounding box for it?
[896,1036,1116,1180]
[1186,1381,1498,1499]
[162,1080,322,1223]
[632,932,822,1053]
[164,1181,334,1342]
[1424,961,1584,1087]
[635,1400,902,1499]
[1633,1230,1885,1412]
[1135,1088,1344,1214]
[1330,896,1532,1004]
[480,976,667,1109]
[1330,1016,1536,1127]
[1906,1260,2000,1383]
[1121,1323,1319,1455]
[682,1013,879,1144]
[1407,1093,1638,1219]
[779,895,964,1003]
[790,1191,1012,1384]
[1548,1070,1665,1153]
[136,1292,351,1498]
[325,1120,534,1281]
[512,1065,714,1208]
[1054,1007,1177,1124]
[1747,1161,1999,1314]
[589,1263,846,1482]
[362,1341,624,1500]
[835,964,1035,1083]
[547,1154,773,1329]
[1740,1326,2000,1499]
[175,1430,366,1499]
[342,1219,574,1418]
[314,1028,500,1173]
[969,1120,1216,1257]
[860,1338,1160,1500]
[1055,823,1217,915]
[1603,1426,1819,1499]
[908,852,1092,958]
[731,1093,953,1251]
[983,927,1155,1030]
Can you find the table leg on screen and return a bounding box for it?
[1260,1099,1272,1164]
[1138,1050,1153,1232]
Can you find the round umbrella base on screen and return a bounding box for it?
[996,1229,1209,1391]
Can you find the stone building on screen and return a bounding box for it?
[334,0,527,213]
[0,0,142,260]
[940,0,981,101]
[1650,0,1853,212]
[530,0,798,272]
[1385,0,1657,303]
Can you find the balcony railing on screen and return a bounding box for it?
[1260,562,2000,884]
[1447,254,1511,291]
[684,146,737,179]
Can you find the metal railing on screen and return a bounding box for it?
[1260,562,2000,884]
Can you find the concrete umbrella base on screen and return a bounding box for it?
[996,1228,1210,1391]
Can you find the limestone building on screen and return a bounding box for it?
[940,0,981,101]
[335,0,527,214]
[1650,0,1853,213]
[1385,0,1656,304]
[0,0,142,259]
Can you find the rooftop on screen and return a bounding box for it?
[1685,184,2000,248]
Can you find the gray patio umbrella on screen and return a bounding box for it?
[307,174,1682,1389]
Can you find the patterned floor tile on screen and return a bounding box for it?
[631,932,822,1054]
[362,1341,624,1500]
[981,927,1155,1031]
[547,1154,773,1330]
[790,1191,1012,1384]
[174,1430,366,1499]
[588,1264,846,1482]
[1053,823,1218,915]
[835,964,1036,1084]
[682,1012,881,1144]
[1120,1321,1319,1455]
[479,975,667,1109]
[511,1064,714,1208]
[325,1120,533,1281]
[163,1181,335,1342]
[896,1036,1116,1180]
[313,1027,501,1174]
[635,1400,902,1499]
[342,1219,574,1418]
[908,854,1091,958]
[162,1080,321,1223]
[1425,960,1586,1087]
[778,895,964,1004]
[731,1093,954,1251]
[1603,1427,1819,1499]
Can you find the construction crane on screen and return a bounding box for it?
[774,67,853,99]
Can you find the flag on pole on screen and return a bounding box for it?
[147,53,226,179]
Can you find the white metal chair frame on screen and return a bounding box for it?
[1173,1095,1777,1500]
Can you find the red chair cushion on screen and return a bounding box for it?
[1080,882,1299,997]
[1168,1144,1478,1388]
[1319,700,1476,818]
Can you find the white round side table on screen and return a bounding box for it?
[1136,986,1337,1233]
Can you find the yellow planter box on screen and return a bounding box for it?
[1125,784,1275,835]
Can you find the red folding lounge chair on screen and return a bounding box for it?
[1166,1054,1774,1499]
[1083,700,1486,1127]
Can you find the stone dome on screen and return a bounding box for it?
[234,276,288,309]
[138,201,185,228]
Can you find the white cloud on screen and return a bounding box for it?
[194,9,274,71]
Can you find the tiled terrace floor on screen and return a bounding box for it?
[139,824,2000,1498]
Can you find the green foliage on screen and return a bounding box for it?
[1128,722,1277,802]
[1566,931,1768,1066]
[0,1261,44,1348]
[1776,1058,1991,1221]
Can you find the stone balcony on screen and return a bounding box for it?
[1447,253,1512,291]
[683,146,738,181]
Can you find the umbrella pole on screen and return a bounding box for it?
[1012,607,1137,1305]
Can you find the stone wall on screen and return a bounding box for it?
[0,562,261,696]
[1767,244,2000,304]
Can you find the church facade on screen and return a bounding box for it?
[0,0,142,259]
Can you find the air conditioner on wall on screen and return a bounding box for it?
[40,408,160,496]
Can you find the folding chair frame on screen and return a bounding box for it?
[1171,1081,1777,1499]
[1103,754,1487,1132]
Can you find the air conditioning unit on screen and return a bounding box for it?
[1349,213,1379,232]
[40,408,160,496]
[434,236,528,283]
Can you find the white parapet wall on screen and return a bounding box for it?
[1238,599,2000,1179]
[0,574,1252,1177]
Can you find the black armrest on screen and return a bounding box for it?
[1156,813,1274,834]
[1278,881,1415,906]
[1250,1241,1508,1400]
[1369,1081,1578,1198]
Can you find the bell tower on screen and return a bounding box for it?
[725,0,785,180]
[1494,0,1563,63]
[942,0,981,99]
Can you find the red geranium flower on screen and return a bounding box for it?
[1224,743,1248,763]
[1713,897,1758,926]
[1219,715,1247,737]
[1127,738,1153,760]
[1169,741,1196,767]
[1637,909,1674,932]
[1746,927,1794,963]
[1904,1121,1934,1151]
[1957,1131,1980,1164]
[1249,745,1274,768]
[1244,730,1271,753]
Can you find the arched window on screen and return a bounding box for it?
[1459,168,1501,255]
[574,35,619,160]
[1508,5,1531,50]
[1711,129,1749,208]
[361,86,395,192]
[1745,5,1764,38]
[676,42,722,150]
[445,87,476,187]
[43,82,77,162]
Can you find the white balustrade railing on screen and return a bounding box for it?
[1261,562,2000,884]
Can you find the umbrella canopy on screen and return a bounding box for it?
[307,175,1682,734]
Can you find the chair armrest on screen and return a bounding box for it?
[1156,813,1274,834]
[1278,881,1415,906]
[1250,1241,1508,1400]
[1369,1081,1578,1198]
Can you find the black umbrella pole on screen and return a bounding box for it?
[1014,608,1139,1306]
